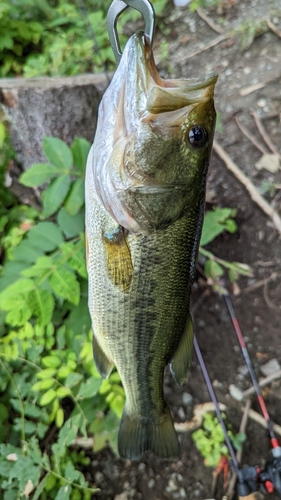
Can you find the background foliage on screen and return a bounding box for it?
[0,0,252,497]
[0,0,170,77]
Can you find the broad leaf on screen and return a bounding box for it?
[57,207,84,238]
[77,377,102,399]
[27,288,54,326]
[201,208,237,247]
[61,242,87,278]
[19,163,60,187]
[39,389,57,406]
[64,178,84,215]
[43,137,73,170]
[71,138,91,173]
[12,240,44,263]
[49,267,80,304]
[28,222,63,251]
[42,174,71,217]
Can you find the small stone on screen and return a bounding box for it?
[182,392,193,406]
[179,488,186,498]
[166,478,178,492]
[257,98,267,108]
[238,365,248,376]
[261,358,280,377]
[178,407,185,420]
[243,67,251,74]
[138,463,146,472]
[94,471,104,484]
[225,68,233,76]
[229,384,243,401]
[114,493,128,500]
[148,479,155,489]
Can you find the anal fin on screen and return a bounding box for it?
[93,335,114,379]
[170,313,194,386]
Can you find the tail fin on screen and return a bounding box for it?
[118,405,180,460]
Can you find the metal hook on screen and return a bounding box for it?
[106,0,155,63]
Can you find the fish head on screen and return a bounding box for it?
[90,32,217,233]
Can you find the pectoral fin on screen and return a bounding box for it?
[170,313,194,386]
[102,226,133,293]
[93,335,114,379]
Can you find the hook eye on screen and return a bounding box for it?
[106,0,155,63]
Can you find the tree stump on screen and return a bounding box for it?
[0,74,109,170]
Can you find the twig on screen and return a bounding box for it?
[72,437,94,449]
[196,8,224,34]
[235,117,268,156]
[246,408,281,436]
[266,19,281,38]
[242,272,277,294]
[226,399,251,500]
[213,140,281,236]
[242,369,281,399]
[264,278,281,310]
[179,34,229,61]
[252,111,281,158]
[239,73,281,96]
[175,402,227,432]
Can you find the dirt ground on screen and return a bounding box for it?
[85,1,281,498]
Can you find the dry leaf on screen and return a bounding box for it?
[255,153,280,173]
[24,479,34,498]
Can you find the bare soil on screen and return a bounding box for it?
[84,1,281,498]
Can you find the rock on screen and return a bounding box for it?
[114,493,128,500]
[261,358,280,377]
[94,471,104,484]
[0,74,109,170]
[229,384,244,401]
[148,479,155,488]
[182,392,193,406]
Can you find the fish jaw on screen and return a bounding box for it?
[90,32,217,234]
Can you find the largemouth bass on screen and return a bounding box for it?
[85,32,217,460]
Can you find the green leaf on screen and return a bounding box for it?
[200,208,237,246]
[12,240,44,263]
[37,368,57,380]
[64,178,85,215]
[54,485,72,500]
[204,260,224,281]
[71,138,91,173]
[57,207,84,238]
[0,278,34,304]
[27,288,54,325]
[43,137,73,170]
[61,242,87,278]
[42,355,61,368]
[77,377,102,399]
[49,267,80,304]
[19,163,61,187]
[42,174,71,217]
[56,408,64,428]
[28,222,63,251]
[39,389,57,406]
[0,122,6,148]
[64,373,83,388]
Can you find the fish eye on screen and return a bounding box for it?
[187,125,208,148]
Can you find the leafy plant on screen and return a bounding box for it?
[0,0,171,78]
[199,207,252,291]
[192,412,246,467]
[0,136,126,499]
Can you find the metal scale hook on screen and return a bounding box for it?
[106,0,155,63]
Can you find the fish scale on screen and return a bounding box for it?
[85,32,217,459]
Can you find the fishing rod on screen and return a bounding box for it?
[194,288,281,498]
